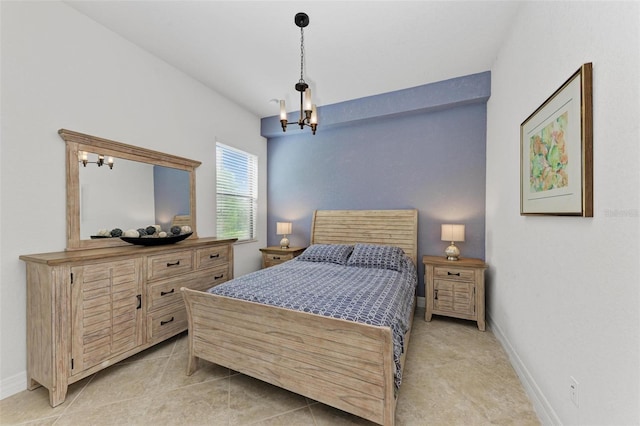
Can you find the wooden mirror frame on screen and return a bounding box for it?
[59,129,201,250]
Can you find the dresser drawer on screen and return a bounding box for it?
[147,250,194,281]
[147,303,188,343]
[434,266,475,281]
[195,245,230,270]
[188,265,230,291]
[146,266,230,311]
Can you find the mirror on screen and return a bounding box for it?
[60,129,201,250]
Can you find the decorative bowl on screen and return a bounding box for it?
[120,232,193,246]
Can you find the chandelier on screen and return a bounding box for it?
[279,12,318,135]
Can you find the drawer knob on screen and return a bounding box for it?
[434,289,438,300]
[447,271,461,276]
[214,274,224,280]
[273,256,281,260]
[160,289,175,296]
[166,260,180,267]
[136,294,142,309]
[160,317,174,326]
[209,253,220,259]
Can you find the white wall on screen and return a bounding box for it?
[486,2,639,425]
[0,1,267,398]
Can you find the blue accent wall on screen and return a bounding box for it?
[262,72,489,297]
[153,166,190,231]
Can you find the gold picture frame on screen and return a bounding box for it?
[520,63,593,216]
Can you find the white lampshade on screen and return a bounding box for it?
[303,88,312,112]
[276,222,292,235]
[441,224,465,242]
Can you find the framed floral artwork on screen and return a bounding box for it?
[520,63,593,216]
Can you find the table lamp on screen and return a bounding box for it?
[441,224,465,260]
[276,222,292,249]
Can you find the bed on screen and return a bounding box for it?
[181,209,418,425]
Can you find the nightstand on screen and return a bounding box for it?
[423,255,488,331]
[259,246,306,268]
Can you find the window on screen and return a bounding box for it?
[216,143,258,241]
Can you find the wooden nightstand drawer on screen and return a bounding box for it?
[434,266,475,281]
[265,252,294,263]
[260,247,306,269]
[147,250,194,281]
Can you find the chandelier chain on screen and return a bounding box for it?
[299,27,305,83]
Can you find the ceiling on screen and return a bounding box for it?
[66,1,521,118]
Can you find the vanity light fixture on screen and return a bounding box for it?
[79,151,114,169]
[279,12,318,135]
[441,224,465,261]
[276,222,292,249]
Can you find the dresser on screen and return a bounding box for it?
[259,246,306,268]
[423,255,488,331]
[20,237,235,407]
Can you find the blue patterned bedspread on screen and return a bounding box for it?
[207,255,417,388]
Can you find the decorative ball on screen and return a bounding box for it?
[158,231,168,238]
[170,226,181,235]
[137,228,147,236]
[145,226,157,236]
[153,225,161,233]
[181,225,192,234]
[97,229,110,237]
[110,228,123,237]
[123,229,139,238]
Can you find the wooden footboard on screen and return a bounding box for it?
[181,287,398,425]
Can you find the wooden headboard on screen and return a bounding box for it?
[310,209,419,264]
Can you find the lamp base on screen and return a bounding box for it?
[280,236,290,249]
[444,243,460,261]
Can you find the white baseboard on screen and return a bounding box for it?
[488,314,561,426]
[416,296,425,308]
[0,371,27,401]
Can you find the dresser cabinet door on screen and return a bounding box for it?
[70,259,143,374]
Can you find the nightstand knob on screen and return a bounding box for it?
[447,271,461,276]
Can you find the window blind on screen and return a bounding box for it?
[216,143,258,241]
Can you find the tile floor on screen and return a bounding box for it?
[0,308,539,425]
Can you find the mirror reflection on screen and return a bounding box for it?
[79,155,190,239]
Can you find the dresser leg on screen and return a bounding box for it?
[27,375,41,391]
[49,382,68,407]
[477,319,486,331]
